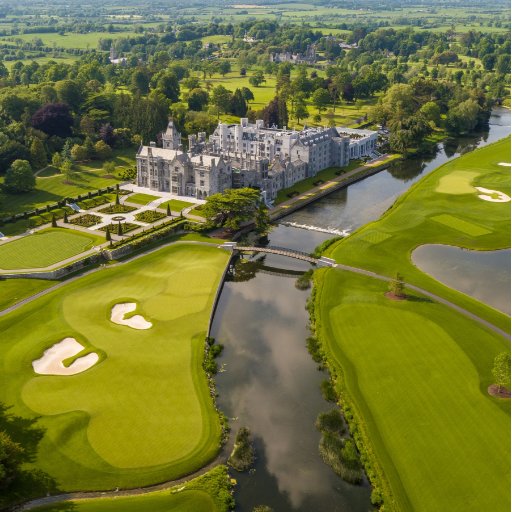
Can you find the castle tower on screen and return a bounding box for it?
[162,120,181,150]
[109,44,117,62]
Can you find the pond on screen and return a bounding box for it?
[412,245,510,315]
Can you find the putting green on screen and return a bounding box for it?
[316,270,510,512]
[0,243,230,490]
[436,170,480,194]
[0,228,103,270]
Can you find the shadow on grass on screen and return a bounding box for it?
[405,294,434,304]
[0,403,60,509]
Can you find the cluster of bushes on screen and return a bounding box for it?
[109,218,187,249]
[68,214,102,227]
[204,336,224,375]
[97,204,137,214]
[306,335,323,365]
[318,431,363,484]
[295,269,313,290]
[228,427,255,472]
[27,206,74,228]
[77,195,111,210]
[134,210,166,223]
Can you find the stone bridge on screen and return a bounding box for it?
[220,243,337,267]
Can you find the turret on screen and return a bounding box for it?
[162,120,181,150]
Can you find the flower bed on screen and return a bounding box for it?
[99,222,139,235]
[97,204,137,214]
[69,214,102,228]
[134,210,166,223]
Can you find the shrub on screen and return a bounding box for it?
[320,379,337,402]
[311,236,343,258]
[228,427,255,472]
[306,336,323,364]
[134,210,166,223]
[69,214,102,227]
[315,409,345,435]
[99,222,138,234]
[295,269,313,290]
[319,432,362,484]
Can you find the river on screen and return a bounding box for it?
[211,109,510,511]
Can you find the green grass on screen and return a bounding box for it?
[315,137,511,511]
[0,278,56,311]
[30,465,233,512]
[159,199,196,212]
[0,243,230,497]
[274,161,361,204]
[126,193,160,205]
[325,137,511,332]
[1,149,134,215]
[315,269,510,512]
[0,228,103,270]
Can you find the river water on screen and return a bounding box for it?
[211,109,510,512]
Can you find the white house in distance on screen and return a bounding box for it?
[136,118,378,202]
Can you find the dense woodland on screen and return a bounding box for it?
[0,0,509,213]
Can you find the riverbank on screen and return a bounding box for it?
[270,154,401,221]
[313,138,511,512]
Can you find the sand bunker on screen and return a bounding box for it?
[111,303,152,329]
[498,163,511,167]
[474,187,511,203]
[33,338,99,376]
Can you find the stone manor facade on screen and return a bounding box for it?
[136,119,378,202]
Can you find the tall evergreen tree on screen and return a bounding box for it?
[229,88,247,117]
[29,137,47,170]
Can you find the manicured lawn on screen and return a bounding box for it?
[0,228,103,270]
[1,149,134,215]
[30,465,232,512]
[315,137,511,511]
[274,160,361,204]
[0,243,230,496]
[315,269,510,512]
[325,137,511,332]
[0,279,56,311]
[159,199,196,212]
[126,193,160,205]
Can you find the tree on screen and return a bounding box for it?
[63,211,68,223]
[492,352,511,392]
[295,100,309,125]
[312,88,331,114]
[105,225,111,242]
[94,140,113,160]
[0,430,24,490]
[187,88,209,111]
[388,272,405,298]
[229,89,248,117]
[218,60,231,77]
[29,138,47,170]
[61,159,73,183]
[130,69,150,95]
[262,96,288,128]
[211,85,232,118]
[70,144,88,162]
[4,160,35,193]
[55,80,83,111]
[31,103,73,138]
[420,101,441,126]
[99,124,116,147]
[0,141,31,174]
[446,99,480,135]
[156,72,180,102]
[202,188,264,232]
[51,152,63,169]
[241,87,254,103]
[249,70,265,87]
[51,214,57,227]
[166,203,171,216]
[117,222,123,236]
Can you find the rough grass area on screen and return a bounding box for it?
[0,243,230,498]
[0,228,103,270]
[30,465,234,512]
[159,199,196,212]
[126,193,160,205]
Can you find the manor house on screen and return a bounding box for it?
[136,119,378,203]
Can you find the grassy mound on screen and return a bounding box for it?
[0,243,230,498]
[0,228,103,270]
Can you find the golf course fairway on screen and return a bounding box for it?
[315,138,511,511]
[0,243,230,493]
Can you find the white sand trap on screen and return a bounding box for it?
[498,162,511,167]
[33,338,99,376]
[474,187,511,203]
[111,303,152,329]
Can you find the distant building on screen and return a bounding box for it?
[136,119,377,203]
[109,45,127,66]
[270,44,317,64]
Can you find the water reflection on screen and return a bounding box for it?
[212,273,370,511]
[412,245,511,314]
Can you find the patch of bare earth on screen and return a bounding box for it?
[487,385,511,398]
[385,291,406,301]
